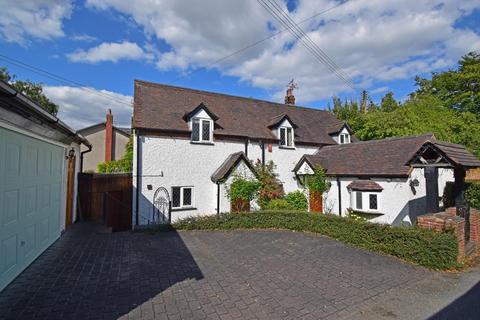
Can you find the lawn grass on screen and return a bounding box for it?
[173,210,461,270]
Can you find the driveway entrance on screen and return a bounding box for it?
[0,222,478,319]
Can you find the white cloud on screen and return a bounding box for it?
[71,34,98,42]
[85,0,480,103]
[67,41,150,63]
[0,0,72,44]
[43,86,132,129]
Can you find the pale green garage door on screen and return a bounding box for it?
[0,126,64,291]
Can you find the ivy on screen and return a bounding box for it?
[228,176,261,202]
[306,168,331,193]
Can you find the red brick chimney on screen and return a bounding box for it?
[105,109,113,162]
[284,79,297,105]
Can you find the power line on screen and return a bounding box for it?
[168,0,349,84]
[0,53,133,107]
[259,0,356,90]
[257,0,358,91]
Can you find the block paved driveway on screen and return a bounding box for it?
[0,222,479,320]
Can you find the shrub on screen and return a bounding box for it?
[443,181,480,209]
[265,198,293,210]
[253,160,284,209]
[228,176,261,202]
[285,191,308,210]
[306,168,331,193]
[466,182,480,209]
[173,211,460,270]
[98,137,133,173]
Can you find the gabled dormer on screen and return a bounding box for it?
[268,114,297,149]
[183,102,219,144]
[329,123,353,144]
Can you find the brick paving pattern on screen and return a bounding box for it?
[0,222,474,320]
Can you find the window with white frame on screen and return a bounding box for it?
[279,127,294,147]
[172,186,194,209]
[353,191,379,211]
[339,133,350,144]
[191,118,213,143]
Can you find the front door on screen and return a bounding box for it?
[424,166,439,213]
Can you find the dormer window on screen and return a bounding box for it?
[192,118,213,143]
[279,127,294,147]
[184,103,218,144]
[339,133,350,144]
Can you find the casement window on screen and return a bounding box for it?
[339,133,350,144]
[191,118,213,143]
[279,127,294,147]
[353,191,379,211]
[172,186,194,209]
[355,191,363,210]
[369,194,378,210]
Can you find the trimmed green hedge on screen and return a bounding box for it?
[173,211,460,270]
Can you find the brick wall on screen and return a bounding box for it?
[417,212,465,261]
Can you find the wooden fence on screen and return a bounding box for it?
[78,173,132,231]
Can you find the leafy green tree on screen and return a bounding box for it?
[0,67,59,115]
[414,51,480,115]
[380,91,399,112]
[98,137,134,173]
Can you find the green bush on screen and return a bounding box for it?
[443,181,480,209]
[265,198,293,210]
[97,137,133,173]
[466,182,480,209]
[173,211,460,270]
[228,176,261,202]
[285,191,308,210]
[306,168,331,193]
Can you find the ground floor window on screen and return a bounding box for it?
[172,186,194,209]
[352,191,379,211]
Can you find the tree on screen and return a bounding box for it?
[97,137,133,173]
[380,91,399,112]
[0,67,59,115]
[414,51,480,115]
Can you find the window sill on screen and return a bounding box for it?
[279,145,296,150]
[351,208,383,216]
[172,207,197,212]
[190,141,215,146]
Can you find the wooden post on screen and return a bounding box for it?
[65,154,76,228]
[425,166,439,213]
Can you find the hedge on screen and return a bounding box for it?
[173,211,460,270]
[443,181,480,209]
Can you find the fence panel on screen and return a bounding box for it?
[78,173,132,231]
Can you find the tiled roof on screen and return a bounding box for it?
[430,141,480,168]
[347,180,383,191]
[211,152,256,183]
[133,80,346,145]
[299,134,435,177]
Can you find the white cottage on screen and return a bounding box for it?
[131,80,478,227]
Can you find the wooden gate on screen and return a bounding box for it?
[77,173,132,231]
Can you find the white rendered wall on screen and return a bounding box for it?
[246,141,318,193]
[322,167,454,225]
[134,135,319,224]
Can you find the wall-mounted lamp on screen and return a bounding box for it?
[66,148,75,159]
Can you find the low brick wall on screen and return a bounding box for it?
[417,208,480,262]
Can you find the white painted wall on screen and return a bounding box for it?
[134,135,319,224]
[322,168,454,225]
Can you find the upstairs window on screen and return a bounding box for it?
[339,133,350,144]
[192,118,212,143]
[279,127,294,147]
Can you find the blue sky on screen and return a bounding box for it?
[0,0,479,128]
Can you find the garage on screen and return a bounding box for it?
[0,80,90,291]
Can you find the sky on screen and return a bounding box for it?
[0,0,479,129]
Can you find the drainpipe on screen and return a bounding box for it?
[337,177,342,216]
[216,182,221,215]
[260,141,265,168]
[244,139,249,157]
[80,145,92,173]
[135,131,140,226]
